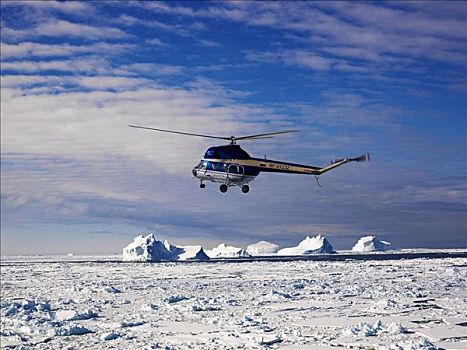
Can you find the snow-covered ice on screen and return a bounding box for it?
[122,233,209,261]
[352,235,391,252]
[205,243,251,258]
[277,234,335,255]
[1,254,465,349]
[246,241,280,256]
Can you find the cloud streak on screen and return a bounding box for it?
[1,42,134,59]
[3,19,129,41]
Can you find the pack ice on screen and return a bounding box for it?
[277,234,335,255]
[122,234,209,261]
[246,241,279,256]
[352,235,391,252]
[205,243,251,258]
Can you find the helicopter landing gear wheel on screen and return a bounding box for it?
[219,184,228,193]
[200,183,205,189]
[241,185,250,193]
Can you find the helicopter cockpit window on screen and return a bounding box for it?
[199,161,207,171]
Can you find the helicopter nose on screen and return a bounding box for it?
[192,168,198,177]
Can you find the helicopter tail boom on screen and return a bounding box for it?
[231,152,369,176]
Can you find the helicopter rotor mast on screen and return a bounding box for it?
[129,125,299,145]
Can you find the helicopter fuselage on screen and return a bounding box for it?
[192,144,324,192]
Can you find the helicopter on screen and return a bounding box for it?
[130,125,370,193]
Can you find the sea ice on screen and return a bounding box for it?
[277,234,335,255]
[140,303,158,311]
[122,233,209,261]
[103,286,121,293]
[101,331,120,341]
[51,324,93,336]
[259,290,293,303]
[1,253,465,349]
[53,309,98,321]
[352,235,391,252]
[345,320,407,337]
[246,241,279,256]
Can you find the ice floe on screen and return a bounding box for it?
[51,324,93,336]
[246,240,279,256]
[352,235,391,252]
[53,309,98,321]
[164,295,190,304]
[277,234,335,255]
[100,331,120,341]
[344,320,407,336]
[122,233,209,261]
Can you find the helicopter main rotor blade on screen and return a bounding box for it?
[129,125,231,141]
[239,136,276,140]
[235,130,300,141]
[130,125,300,144]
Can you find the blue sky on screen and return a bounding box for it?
[1,1,466,254]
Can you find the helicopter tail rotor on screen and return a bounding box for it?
[331,152,370,165]
[320,152,370,175]
[350,152,370,163]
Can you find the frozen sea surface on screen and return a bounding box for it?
[1,255,466,349]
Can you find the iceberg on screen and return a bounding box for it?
[177,245,210,261]
[122,234,210,262]
[205,243,251,258]
[246,241,279,256]
[277,234,335,255]
[352,235,391,252]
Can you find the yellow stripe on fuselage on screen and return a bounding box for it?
[205,158,321,175]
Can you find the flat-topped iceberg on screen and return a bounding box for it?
[205,243,251,258]
[352,235,391,252]
[246,241,279,256]
[122,234,209,262]
[277,234,335,255]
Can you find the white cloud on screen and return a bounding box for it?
[145,2,467,69]
[0,80,269,176]
[71,76,151,90]
[3,20,129,41]
[1,42,134,59]
[114,14,190,36]
[1,0,94,14]
[145,38,167,46]
[282,50,332,71]
[2,59,185,83]
[1,57,111,74]
[245,50,333,71]
[197,39,221,48]
[115,63,184,76]
[38,20,129,39]
[1,75,290,238]
[320,2,467,40]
